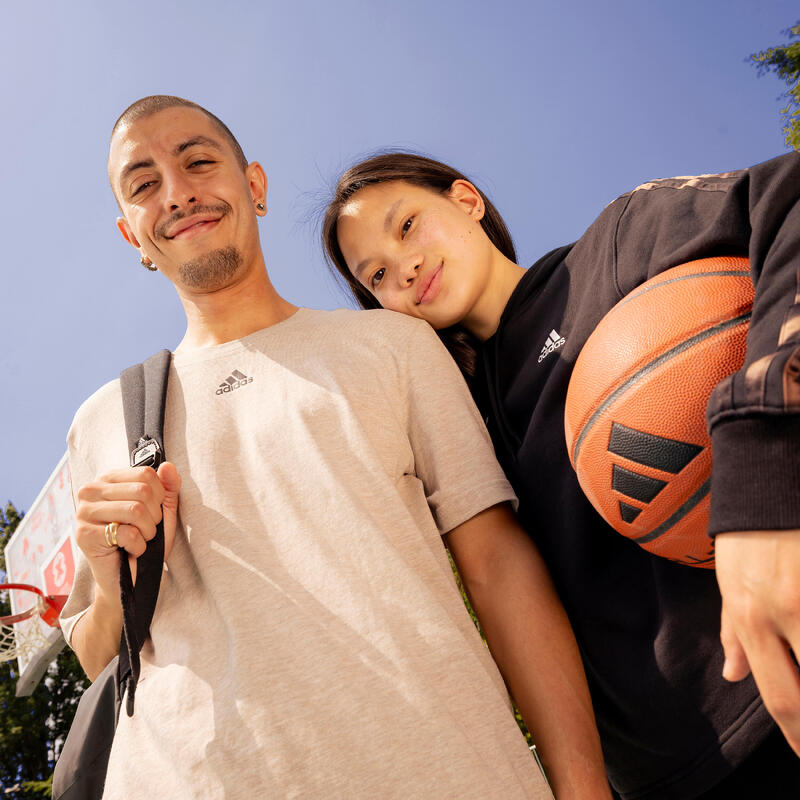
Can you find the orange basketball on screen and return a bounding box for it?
[564,257,753,568]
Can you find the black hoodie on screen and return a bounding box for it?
[479,151,800,799]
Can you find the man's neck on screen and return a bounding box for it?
[174,262,299,352]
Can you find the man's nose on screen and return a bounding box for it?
[163,171,197,211]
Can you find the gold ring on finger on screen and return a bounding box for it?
[104,522,120,548]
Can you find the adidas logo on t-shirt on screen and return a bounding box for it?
[538,329,566,363]
[216,369,254,395]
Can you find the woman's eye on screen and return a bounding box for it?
[371,268,385,288]
[401,217,413,237]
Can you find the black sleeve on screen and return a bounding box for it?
[606,151,800,535]
[704,154,800,534]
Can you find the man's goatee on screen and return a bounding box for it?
[179,246,242,289]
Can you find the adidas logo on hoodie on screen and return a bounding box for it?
[538,329,566,363]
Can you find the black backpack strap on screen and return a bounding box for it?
[121,351,171,457]
[117,349,171,716]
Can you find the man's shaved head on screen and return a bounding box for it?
[111,95,248,171]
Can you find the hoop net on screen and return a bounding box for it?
[0,584,65,664]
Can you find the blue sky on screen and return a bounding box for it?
[0,0,796,512]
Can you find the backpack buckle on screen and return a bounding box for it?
[131,437,163,470]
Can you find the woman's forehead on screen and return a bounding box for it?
[339,181,435,222]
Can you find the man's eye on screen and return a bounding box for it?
[131,181,154,196]
[190,159,213,168]
[371,268,385,288]
[401,217,413,237]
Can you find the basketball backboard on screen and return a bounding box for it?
[4,452,76,695]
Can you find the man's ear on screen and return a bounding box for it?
[247,161,268,215]
[447,180,485,222]
[116,217,142,249]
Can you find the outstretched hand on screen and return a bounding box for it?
[716,529,800,757]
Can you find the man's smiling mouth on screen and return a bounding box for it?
[156,202,231,240]
[168,217,220,239]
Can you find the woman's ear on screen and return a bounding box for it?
[447,180,485,222]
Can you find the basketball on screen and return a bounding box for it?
[564,257,753,568]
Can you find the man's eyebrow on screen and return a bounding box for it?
[173,136,224,156]
[118,136,225,187]
[120,158,154,183]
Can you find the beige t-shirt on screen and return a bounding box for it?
[62,308,550,799]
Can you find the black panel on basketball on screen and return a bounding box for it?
[619,502,642,524]
[608,422,703,474]
[611,465,667,503]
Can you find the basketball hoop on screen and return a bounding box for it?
[0,583,67,664]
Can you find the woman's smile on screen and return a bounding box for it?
[416,262,443,305]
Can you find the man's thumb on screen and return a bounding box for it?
[158,461,181,533]
[157,461,181,507]
[156,461,181,553]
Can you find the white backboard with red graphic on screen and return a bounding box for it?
[4,452,76,695]
[41,532,76,599]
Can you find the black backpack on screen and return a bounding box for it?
[52,350,171,799]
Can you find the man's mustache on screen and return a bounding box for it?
[155,202,232,240]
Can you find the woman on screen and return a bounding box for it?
[322,152,800,800]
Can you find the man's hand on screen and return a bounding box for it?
[75,462,181,592]
[716,529,800,756]
[71,462,181,680]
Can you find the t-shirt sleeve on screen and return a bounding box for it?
[59,422,98,647]
[400,321,517,534]
[59,555,95,648]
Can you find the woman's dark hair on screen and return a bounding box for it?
[322,152,516,381]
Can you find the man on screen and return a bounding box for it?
[59,96,611,799]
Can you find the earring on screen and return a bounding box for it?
[256,202,265,211]
[140,255,157,272]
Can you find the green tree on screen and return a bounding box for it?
[751,22,800,150]
[0,503,86,798]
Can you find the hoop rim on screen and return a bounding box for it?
[0,583,67,628]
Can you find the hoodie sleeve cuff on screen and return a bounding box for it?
[709,415,800,536]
